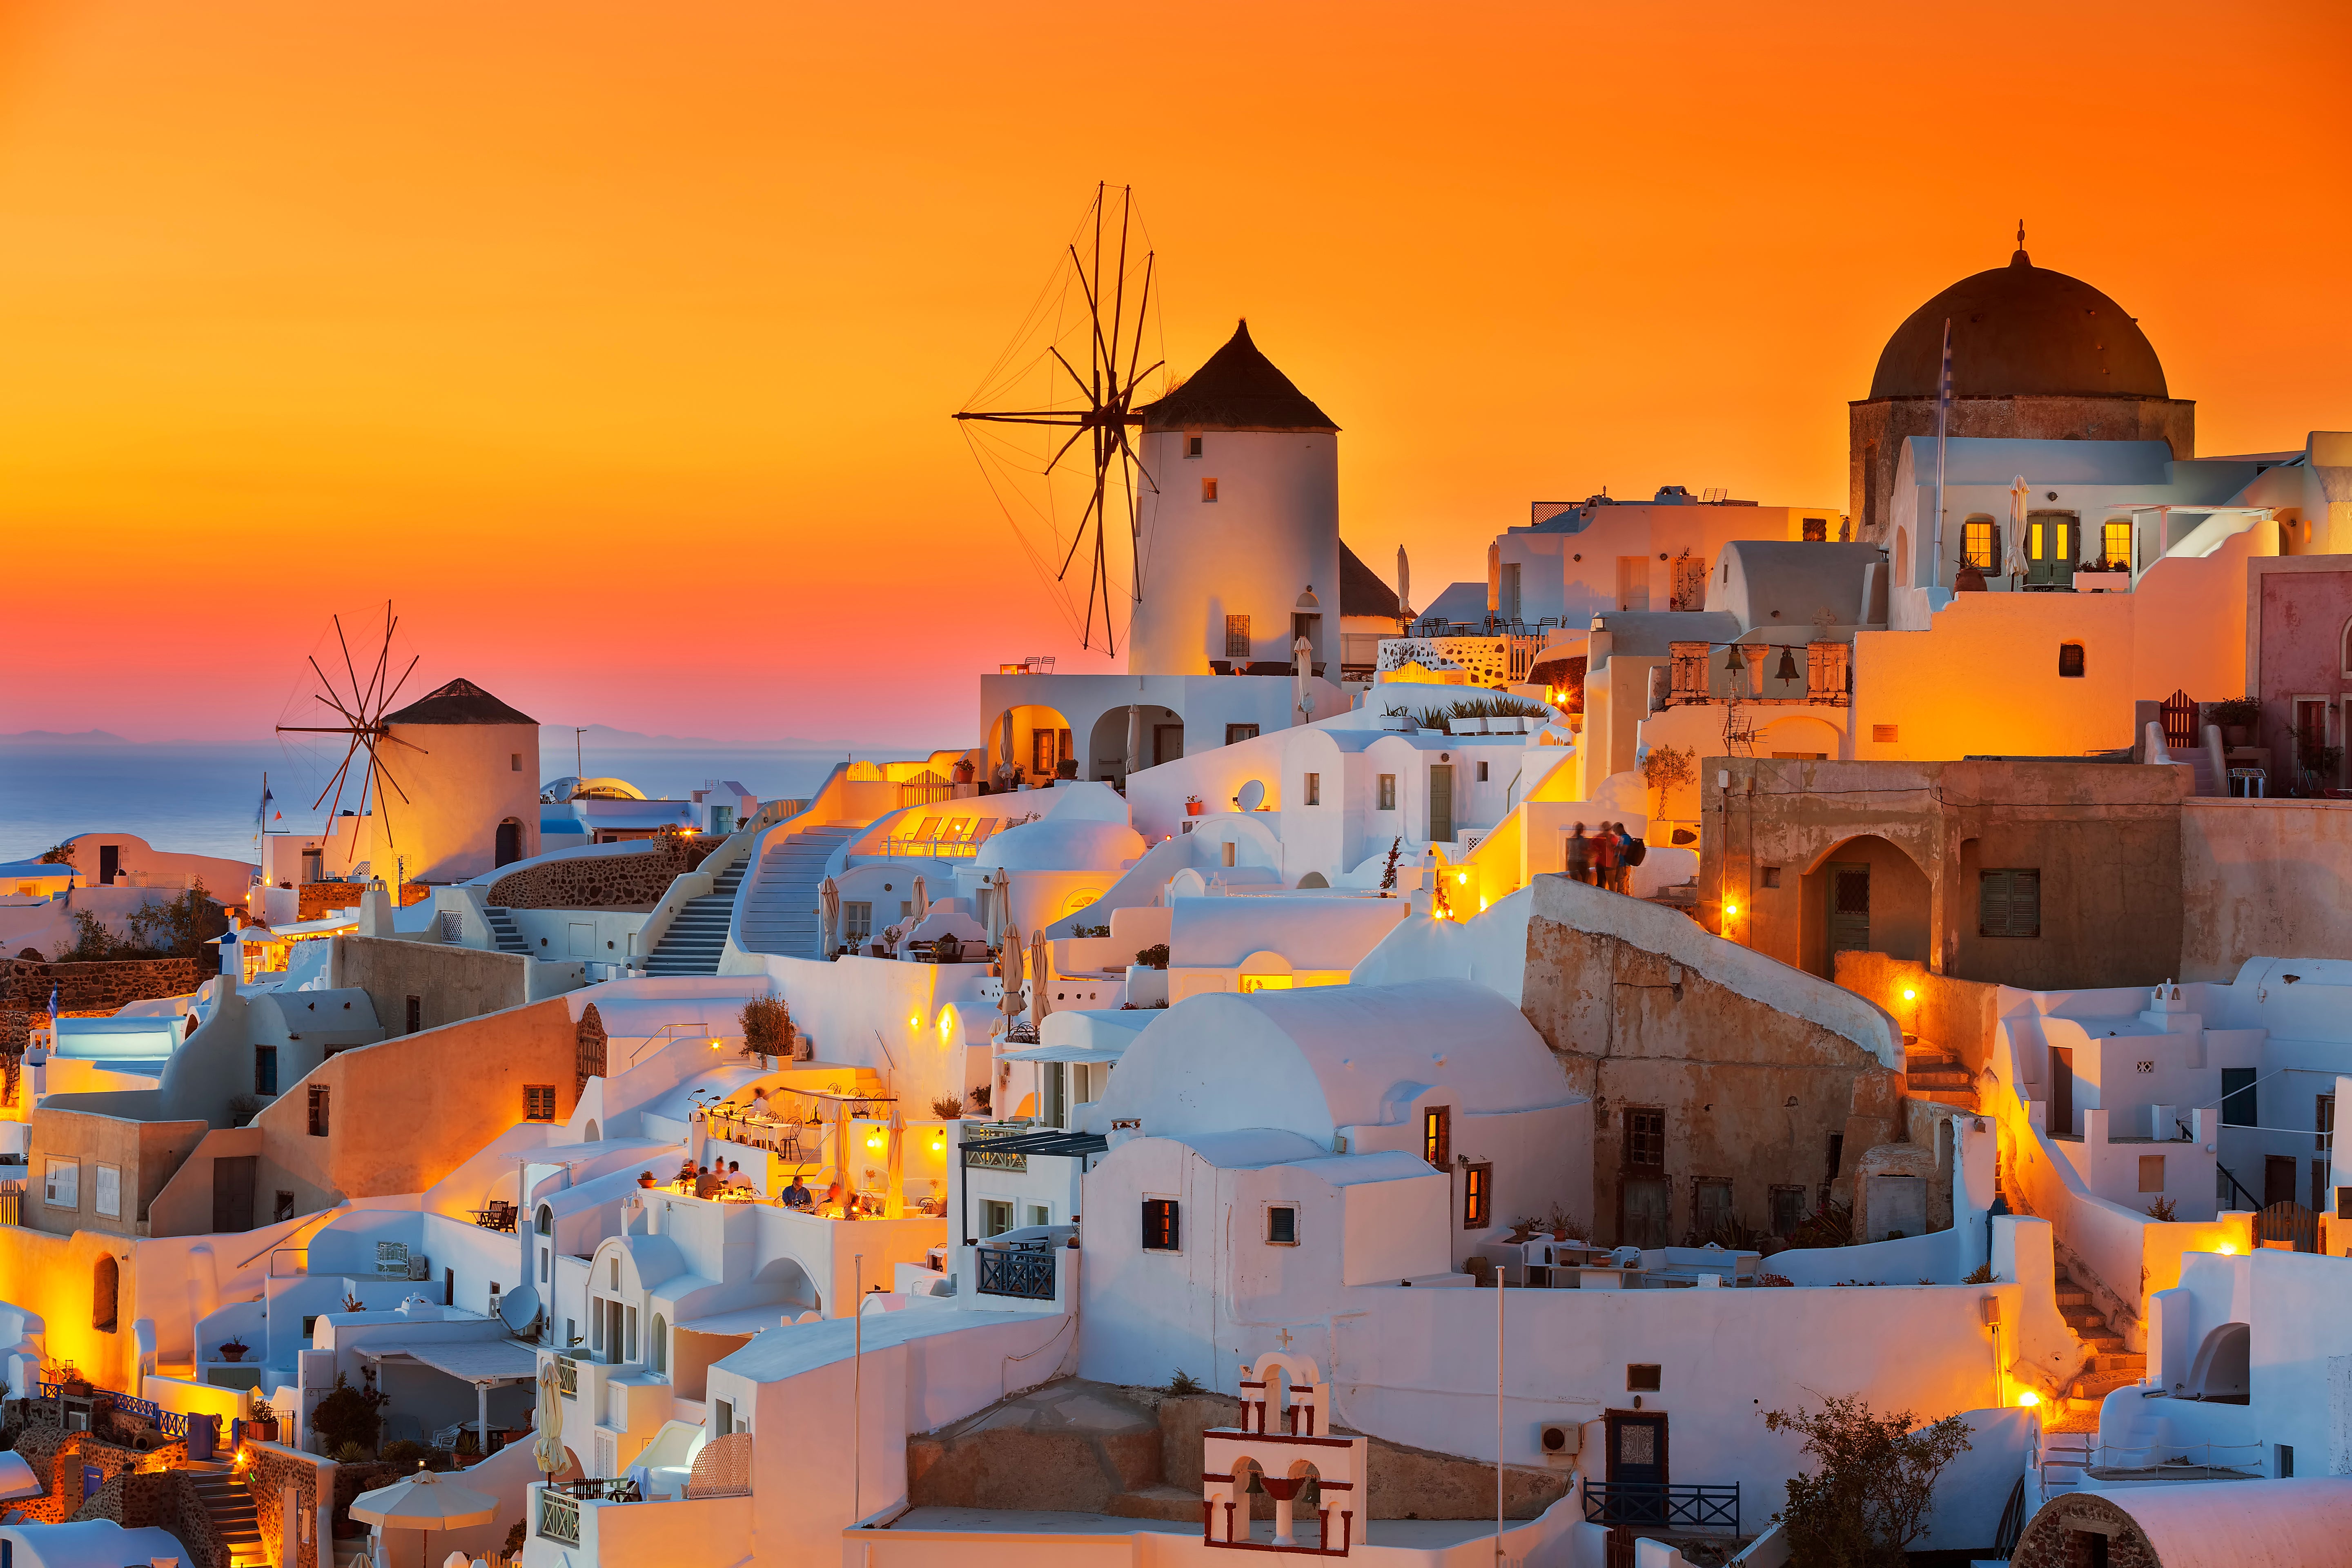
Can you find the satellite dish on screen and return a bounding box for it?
[1236,780,1266,812]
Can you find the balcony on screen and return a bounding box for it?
[976,1244,1057,1301]
[1581,1482,1740,1534]
[537,1488,580,1546]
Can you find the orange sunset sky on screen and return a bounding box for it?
[2,0,2348,744]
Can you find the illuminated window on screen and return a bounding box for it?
[1423,1106,1451,1168]
[525,1085,557,1122]
[1378,774,1397,811]
[1962,517,1998,570]
[1185,434,1203,458]
[1303,772,1320,806]
[2058,643,2085,678]
[1201,477,1218,503]
[1225,615,1251,658]
[1142,1198,1180,1252]
[2103,519,2132,566]
[1463,1163,1492,1229]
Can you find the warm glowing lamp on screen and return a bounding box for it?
[1902,988,1917,1002]
[2216,1241,2236,1256]
[2016,1390,2039,1408]
[1724,902,1739,918]
[865,1131,885,1152]
[1457,871,1469,885]
[710,1039,721,1049]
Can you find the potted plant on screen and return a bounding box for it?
[739,996,790,1065]
[1184,795,1204,817]
[218,1337,250,1363]
[247,1399,279,1443]
[2209,697,2261,749]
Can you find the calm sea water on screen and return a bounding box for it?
[0,738,861,864]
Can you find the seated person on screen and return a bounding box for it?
[781,1173,814,1209]
[724,1159,753,1192]
[748,1087,771,1120]
[693,1164,723,1199]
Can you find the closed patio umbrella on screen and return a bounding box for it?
[912,875,929,923]
[1029,927,1051,1026]
[988,866,1010,944]
[350,1467,498,1568]
[1293,635,1315,725]
[998,923,1024,1027]
[2006,475,2033,581]
[819,875,841,957]
[531,1361,565,1477]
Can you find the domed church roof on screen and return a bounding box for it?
[1138,320,1338,433]
[1869,229,2167,401]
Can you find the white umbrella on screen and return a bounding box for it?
[532,1362,565,1476]
[988,866,1010,944]
[1029,928,1052,1026]
[911,875,929,923]
[818,875,841,957]
[349,1468,498,1568]
[1293,634,1315,725]
[2006,475,2033,581]
[999,922,1024,1025]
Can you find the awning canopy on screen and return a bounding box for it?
[357,1337,539,1384]
[997,1044,1123,1065]
[964,1129,1108,1160]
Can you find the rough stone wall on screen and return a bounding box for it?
[11,1424,145,1525]
[576,1002,607,1094]
[485,836,714,910]
[252,1442,328,1568]
[292,882,428,920]
[2009,1491,2157,1568]
[905,1379,1566,1521]
[1849,393,2194,545]
[1522,888,1893,1247]
[0,956,202,1016]
[2180,798,2352,980]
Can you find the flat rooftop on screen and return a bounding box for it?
[884,1508,1522,1546]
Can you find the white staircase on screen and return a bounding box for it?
[483,906,532,956]
[739,824,857,958]
[643,858,751,975]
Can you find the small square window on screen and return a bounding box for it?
[1185,434,1203,458]
[1304,772,1321,806]
[2058,643,2085,678]
[1802,517,1828,542]
[1143,1198,1180,1252]
[1626,1364,1662,1392]
[1266,1205,1299,1245]
[1979,869,2042,939]
[524,1085,557,1123]
[1201,477,1218,503]
[275,1191,297,1223]
[1423,1106,1451,1168]
[1476,761,1489,782]
[1378,774,1397,811]
[1226,723,1260,745]
[1762,866,1782,888]
[1225,615,1251,659]
[511,753,522,772]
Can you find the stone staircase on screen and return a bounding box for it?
[185,1460,265,1565]
[2054,1270,2145,1429]
[644,858,751,976]
[739,825,857,958]
[1903,1046,1977,1109]
[483,906,531,956]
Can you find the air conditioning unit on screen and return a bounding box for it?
[1538,1423,1579,1465]
[408,1254,430,1281]
[791,1033,815,1062]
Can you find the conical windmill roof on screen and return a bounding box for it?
[383,678,538,726]
[1138,321,1337,433]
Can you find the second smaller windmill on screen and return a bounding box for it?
[276,602,428,849]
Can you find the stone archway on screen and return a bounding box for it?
[1799,833,1931,979]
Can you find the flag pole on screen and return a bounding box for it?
[1931,317,1952,591]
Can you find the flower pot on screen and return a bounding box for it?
[218,1347,247,1363]
[2223,725,2252,748]
[1185,802,1204,817]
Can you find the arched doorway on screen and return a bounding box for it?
[1086,704,1182,789]
[583,1119,600,1143]
[93,1254,119,1332]
[2186,1321,2248,1403]
[1296,871,1330,889]
[495,819,524,867]
[1799,834,1931,979]
[990,706,1078,791]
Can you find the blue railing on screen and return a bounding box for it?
[39,1384,189,1440]
[1581,1482,1739,1533]
[975,1246,1056,1301]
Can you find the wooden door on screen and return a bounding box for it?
[495,820,522,866]
[1606,1411,1669,1487]
[98,844,120,884]
[1619,1107,1668,1247]
[212,1154,256,1232]
[1428,766,1454,844]
[1828,862,1870,955]
[2265,1155,2298,1209]
[1153,724,1183,766]
[2049,1047,2074,1139]
[2028,512,2077,588]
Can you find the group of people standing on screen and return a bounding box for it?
[1565,821,1642,893]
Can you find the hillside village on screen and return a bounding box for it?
[4,233,2352,1568]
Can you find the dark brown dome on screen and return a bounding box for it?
[1869,246,2167,400]
[1139,320,1337,432]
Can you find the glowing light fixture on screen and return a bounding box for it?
[1724,902,1739,919]
[1456,871,1469,886]
[710,1039,721,1050]
[865,1131,885,1153]
[1902,988,1917,1002]
[2216,1241,2236,1256]
[2016,1390,2039,1408]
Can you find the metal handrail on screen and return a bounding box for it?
[975,1246,1057,1301]
[1580,1481,1739,1533]
[1991,1475,2026,1557]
